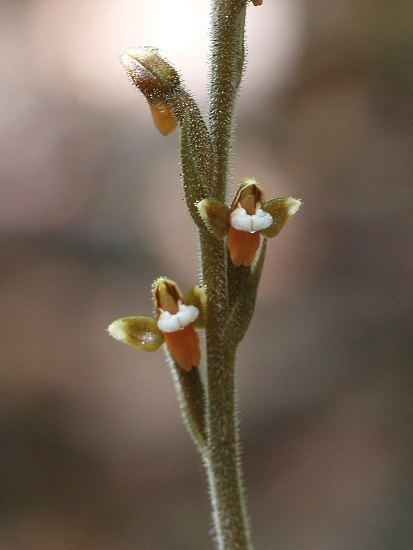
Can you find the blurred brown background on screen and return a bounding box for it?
[1,1,412,548]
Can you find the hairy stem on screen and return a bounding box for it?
[168,360,207,453]
[200,228,252,549]
[204,343,252,549]
[209,0,247,201]
[203,1,252,548]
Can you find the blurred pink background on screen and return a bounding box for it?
[1,1,412,548]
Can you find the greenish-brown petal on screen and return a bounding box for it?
[185,285,207,328]
[261,197,301,238]
[108,316,164,352]
[197,198,230,239]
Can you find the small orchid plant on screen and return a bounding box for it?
[108,1,300,548]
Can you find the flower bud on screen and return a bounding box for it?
[121,47,181,100]
[121,47,181,135]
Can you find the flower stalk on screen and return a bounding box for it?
[200,2,252,547]
[109,1,300,548]
[209,0,247,201]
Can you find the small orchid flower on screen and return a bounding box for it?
[227,180,273,266]
[153,278,202,371]
[197,177,301,266]
[108,278,204,371]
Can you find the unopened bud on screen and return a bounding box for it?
[121,46,181,101]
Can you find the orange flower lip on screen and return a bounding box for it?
[153,277,201,370]
[164,326,200,372]
[227,227,260,267]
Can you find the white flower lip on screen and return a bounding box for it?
[157,302,199,333]
[230,205,273,233]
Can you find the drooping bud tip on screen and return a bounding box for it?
[120,49,138,71]
[121,46,181,95]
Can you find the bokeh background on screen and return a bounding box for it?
[1,1,413,548]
